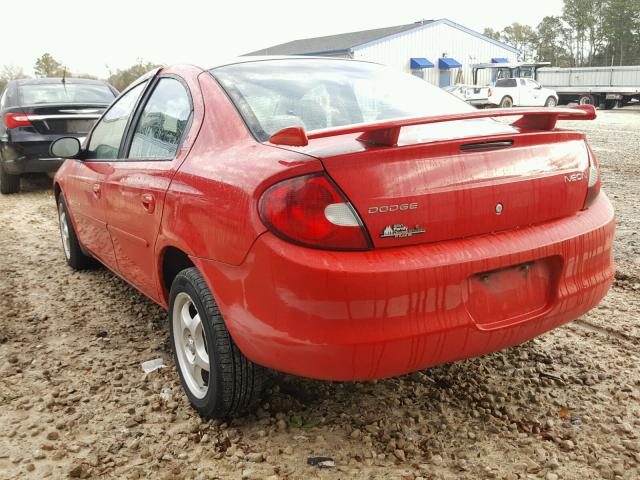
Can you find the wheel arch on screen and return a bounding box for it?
[159,245,196,306]
[499,95,513,107]
[53,181,62,201]
[157,246,252,364]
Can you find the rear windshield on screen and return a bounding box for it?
[19,83,115,105]
[211,59,473,141]
[495,78,517,88]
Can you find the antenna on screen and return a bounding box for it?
[62,68,67,84]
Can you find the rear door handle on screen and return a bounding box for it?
[92,183,101,198]
[141,193,156,213]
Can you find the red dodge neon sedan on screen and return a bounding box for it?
[52,58,615,418]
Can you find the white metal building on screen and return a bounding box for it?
[247,19,519,87]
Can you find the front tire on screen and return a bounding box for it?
[0,161,20,194]
[499,96,513,108]
[544,96,557,107]
[169,267,265,418]
[57,196,96,270]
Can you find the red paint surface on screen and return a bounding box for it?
[55,62,615,381]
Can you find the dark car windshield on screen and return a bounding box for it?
[19,83,115,105]
[211,59,473,141]
[495,78,517,88]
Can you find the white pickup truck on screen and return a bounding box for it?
[444,85,490,106]
[487,78,559,108]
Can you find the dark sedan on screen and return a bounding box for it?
[0,77,117,193]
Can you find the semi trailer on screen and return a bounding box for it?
[536,66,640,108]
[471,62,640,109]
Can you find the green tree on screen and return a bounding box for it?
[0,65,26,93]
[483,28,502,41]
[562,0,610,66]
[501,23,539,61]
[487,0,640,67]
[600,0,640,65]
[33,53,66,78]
[107,60,161,92]
[536,16,573,66]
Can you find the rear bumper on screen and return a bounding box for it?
[2,155,63,174]
[194,193,615,381]
[467,99,490,106]
[1,134,79,174]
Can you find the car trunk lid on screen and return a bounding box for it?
[22,104,106,135]
[268,111,596,249]
[320,125,590,247]
[266,106,596,248]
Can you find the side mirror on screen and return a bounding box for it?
[51,137,81,158]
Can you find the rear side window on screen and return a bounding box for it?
[495,79,517,88]
[0,85,18,110]
[86,82,146,160]
[19,83,115,105]
[128,78,192,160]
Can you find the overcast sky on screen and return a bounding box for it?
[4,0,563,78]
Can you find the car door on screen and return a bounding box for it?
[520,78,541,106]
[66,81,148,270]
[526,79,545,106]
[102,75,196,301]
[515,78,530,106]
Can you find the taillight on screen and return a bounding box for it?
[259,173,371,250]
[4,112,32,129]
[583,144,600,209]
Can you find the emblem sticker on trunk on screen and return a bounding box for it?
[380,224,426,239]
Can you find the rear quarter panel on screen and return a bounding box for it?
[156,72,323,267]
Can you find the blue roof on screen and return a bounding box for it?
[491,57,509,63]
[438,57,462,69]
[410,57,434,69]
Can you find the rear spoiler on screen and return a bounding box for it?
[268,105,596,147]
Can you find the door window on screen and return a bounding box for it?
[128,78,192,160]
[86,82,146,160]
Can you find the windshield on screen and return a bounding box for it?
[211,59,473,141]
[19,83,115,105]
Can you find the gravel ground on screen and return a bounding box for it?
[1,108,639,480]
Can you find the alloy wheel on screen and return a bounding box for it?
[172,292,210,399]
[58,203,71,261]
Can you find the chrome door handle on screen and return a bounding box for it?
[92,183,101,198]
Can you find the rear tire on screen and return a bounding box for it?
[578,94,594,106]
[544,96,557,107]
[0,161,20,194]
[57,195,97,270]
[604,99,619,110]
[499,96,513,108]
[169,267,265,418]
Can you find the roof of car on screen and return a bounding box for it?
[208,55,375,71]
[13,77,110,86]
